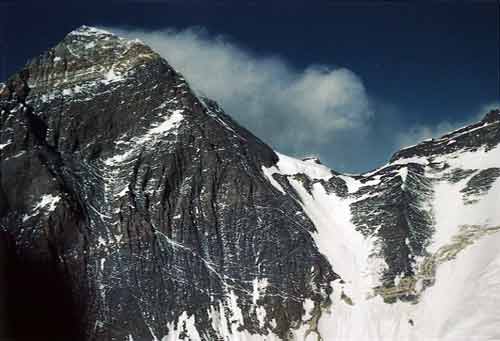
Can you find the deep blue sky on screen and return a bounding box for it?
[1,1,498,172]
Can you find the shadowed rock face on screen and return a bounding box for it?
[0,230,84,341]
[1,26,499,341]
[0,26,336,340]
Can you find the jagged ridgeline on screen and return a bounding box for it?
[1,26,500,341]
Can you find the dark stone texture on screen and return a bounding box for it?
[350,164,434,286]
[0,25,499,339]
[461,168,500,204]
[0,26,335,340]
[390,112,500,163]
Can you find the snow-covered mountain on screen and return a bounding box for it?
[0,26,499,341]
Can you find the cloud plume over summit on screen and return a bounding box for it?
[110,27,374,167]
[108,27,495,173]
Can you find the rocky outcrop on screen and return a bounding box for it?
[0,26,336,341]
[1,26,499,341]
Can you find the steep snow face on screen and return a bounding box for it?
[430,148,500,253]
[262,111,500,341]
[263,154,380,300]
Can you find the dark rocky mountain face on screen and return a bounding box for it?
[1,26,499,341]
[0,26,335,341]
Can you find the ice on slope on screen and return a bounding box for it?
[22,193,61,222]
[34,194,61,212]
[101,68,125,85]
[261,152,335,194]
[413,230,500,340]
[162,311,202,341]
[260,142,500,341]
[430,171,500,253]
[286,176,380,300]
[0,140,11,150]
[104,109,183,166]
[270,153,333,180]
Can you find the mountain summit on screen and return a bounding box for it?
[1,26,499,341]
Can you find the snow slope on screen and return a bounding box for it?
[261,116,500,341]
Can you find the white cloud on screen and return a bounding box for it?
[106,27,498,173]
[109,27,373,156]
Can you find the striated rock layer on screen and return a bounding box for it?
[1,26,499,341]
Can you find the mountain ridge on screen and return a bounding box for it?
[1,26,499,341]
